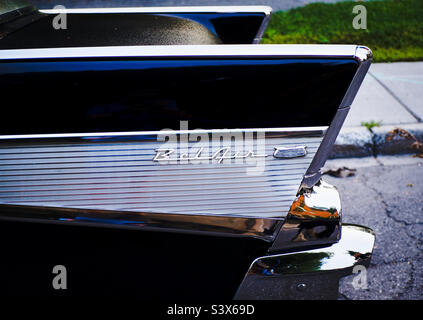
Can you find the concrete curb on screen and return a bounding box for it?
[329,123,423,159]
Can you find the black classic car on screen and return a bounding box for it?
[0,1,374,300]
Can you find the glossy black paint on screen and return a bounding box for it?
[179,13,266,44]
[0,219,269,298]
[0,58,358,134]
[0,2,369,300]
[0,11,266,48]
[0,13,221,48]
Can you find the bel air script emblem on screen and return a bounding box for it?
[153,146,307,163]
[153,147,267,163]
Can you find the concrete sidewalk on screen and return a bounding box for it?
[332,62,423,158]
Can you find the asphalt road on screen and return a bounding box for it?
[322,155,423,299]
[32,0,345,11]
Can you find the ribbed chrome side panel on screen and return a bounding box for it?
[0,131,324,218]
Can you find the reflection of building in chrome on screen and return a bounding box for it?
[269,180,341,252]
[290,193,339,220]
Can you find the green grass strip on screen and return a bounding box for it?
[262,0,423,62]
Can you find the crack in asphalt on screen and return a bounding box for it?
[357,167,421,299]
[332,158,423,299]
[358,167,423,228]
[365,127,379,158]
[397,260,417,299]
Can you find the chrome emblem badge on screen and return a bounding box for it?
[153,146,307,163]
[153,147,267,163]
[273,146,307,159]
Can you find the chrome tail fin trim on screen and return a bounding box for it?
[302,46,373,189]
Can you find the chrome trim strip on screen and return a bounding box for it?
[253,7,272,44]
[354,45,373,63]
[301,46,372,188]
[0,204,282,241]
[302,108,350,188]
[341,46,373,108]
[40,6,273,15]
[0,126,327,141]
[0,44,358,60]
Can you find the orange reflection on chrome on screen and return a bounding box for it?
[289,194,339,220]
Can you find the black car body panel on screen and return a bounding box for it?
[0,1,374,299]
[0,219,269,298]
[0,58,357,134]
